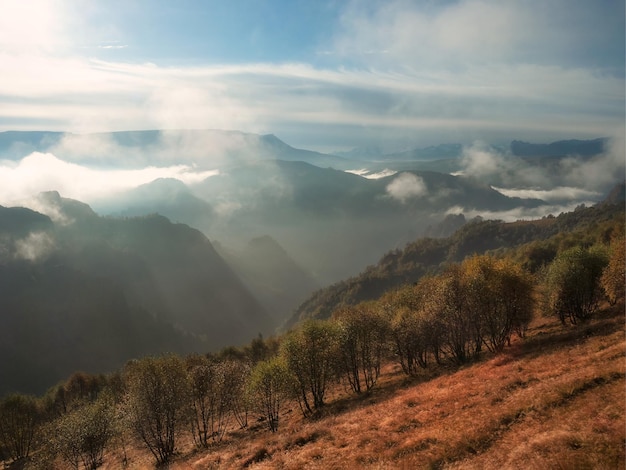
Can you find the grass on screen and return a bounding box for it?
[97,303,624,469]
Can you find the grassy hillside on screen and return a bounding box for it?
[97,303,624,469]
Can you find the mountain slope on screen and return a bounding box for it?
[0,193,273,394]
[215,235,319,325]
[287,196,624,327]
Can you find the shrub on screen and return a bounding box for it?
[546,246,608,324]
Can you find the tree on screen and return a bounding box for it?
[546,246,608,324]
[185,355,233,447]
[220,359,252,430]
[50,397,114,470]
[281,320,340,415]
[333,303,389,392]
[248,357,293,432]
[0,394,40,463]
[462,255,534,353]
[434,265,477,364]
[123,355,190,465]
[601,234,625,305]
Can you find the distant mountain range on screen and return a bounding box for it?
[510,138,607,158]
[0,129,348,168]
[99,160,545,284]
[334,138,606,162]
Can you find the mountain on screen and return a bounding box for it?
[381,143,464,161]
[0,131,65,158]
[0,129,348,168]
[510,138,607,157]
[214,235,319,325]
[98,177,215,224]
[0,192,273,395]
[188,160,544,284]
[286,194,624,327]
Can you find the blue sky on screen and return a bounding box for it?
[0,0,624,151]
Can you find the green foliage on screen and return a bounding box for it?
[248,357,293,432]
[462,255,534,353]
[333,303,389,393]
[291,201,623,324]
[429,265,478,364]
[281,320,340,414]
[0,393,40,463]
[546,246,609,324]
[123,355,190,465]
[48,397,114,470]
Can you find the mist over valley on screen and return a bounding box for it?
[0,128,623,395]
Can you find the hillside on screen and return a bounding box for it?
[98,303,624,469]
[287,193,624,327]
[0,192,272,395]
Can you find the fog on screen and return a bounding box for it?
[0,129,623,287]
[0,151,218,207]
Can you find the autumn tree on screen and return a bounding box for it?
[0,394,40,463]
[546,246,608,324]
[462,255,534,353]
[434,265,478,364]
[123,355,190,465]
[248,357,293,432]
[281,320,340,414]
[333,302,389,393]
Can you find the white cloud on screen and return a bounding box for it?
[0,0,71,54]
[0,152,218,206]
[345,168,397,179]
[492,186,602,203]
[386,172,427,202]
[445,200,598,223]
[460,142,506,179]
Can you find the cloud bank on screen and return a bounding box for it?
[0,152,218,206]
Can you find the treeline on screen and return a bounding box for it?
[289,199,624,324]
[1,224,623,468]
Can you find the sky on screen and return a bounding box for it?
[0,0,624,151]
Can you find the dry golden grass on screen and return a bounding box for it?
[96,304,624,470]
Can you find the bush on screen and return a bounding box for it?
[546,246,608,324]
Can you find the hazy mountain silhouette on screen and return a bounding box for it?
[510,138,606,157]
[96,161,544,285]
[287,191,624,327]
[214,235,319,325]
[0,193,273,394]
